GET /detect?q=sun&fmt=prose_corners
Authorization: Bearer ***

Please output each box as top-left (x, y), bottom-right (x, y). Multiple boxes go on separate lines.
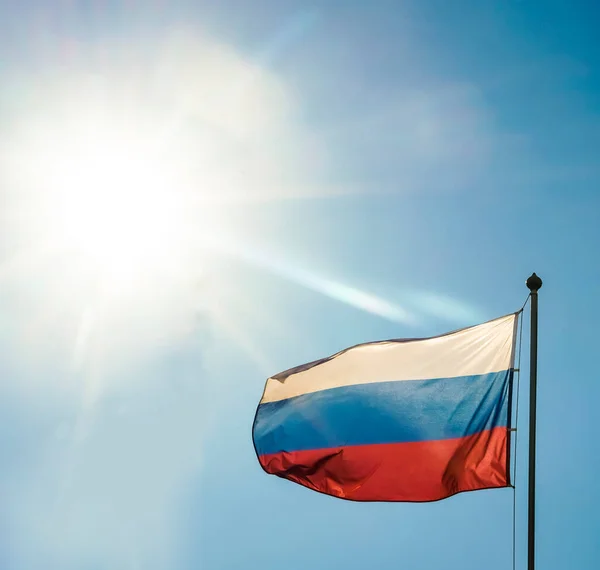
top-left (12, 110), bottom-right (207, 295)
top-left (50, 129), bottom-right (186, 287)
top-left (2, 102), bottom-right (234, 385)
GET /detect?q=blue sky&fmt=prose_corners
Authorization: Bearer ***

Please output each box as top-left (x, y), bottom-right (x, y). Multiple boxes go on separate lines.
top-left (1, 1), bottom-right (599, 569)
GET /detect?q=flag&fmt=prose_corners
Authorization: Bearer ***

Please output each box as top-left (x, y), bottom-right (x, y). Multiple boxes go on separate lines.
top-left (252, 313), bottom-right (518, 502)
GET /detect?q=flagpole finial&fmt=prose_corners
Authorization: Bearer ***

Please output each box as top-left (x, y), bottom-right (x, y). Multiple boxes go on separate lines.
top-left (526, 272), bottom-right (542, 292)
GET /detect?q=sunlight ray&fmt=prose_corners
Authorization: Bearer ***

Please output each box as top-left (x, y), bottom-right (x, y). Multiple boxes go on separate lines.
top-left (217, 242), bottom-right (418, 326)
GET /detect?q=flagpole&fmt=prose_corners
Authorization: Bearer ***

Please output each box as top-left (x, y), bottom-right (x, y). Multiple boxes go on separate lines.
top-left (526, 272), bottom-right (542, 570)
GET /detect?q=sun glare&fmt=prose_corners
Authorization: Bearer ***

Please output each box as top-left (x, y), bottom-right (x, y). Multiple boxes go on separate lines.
top-left (1, 32), bottom-right (332, 402)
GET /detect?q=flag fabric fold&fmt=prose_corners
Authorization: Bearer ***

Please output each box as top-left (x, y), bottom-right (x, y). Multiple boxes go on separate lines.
top-left (252, 313), bottom-right (518, 502)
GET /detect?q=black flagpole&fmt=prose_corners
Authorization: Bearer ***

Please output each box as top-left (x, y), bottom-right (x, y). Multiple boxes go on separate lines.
top-left (526, 272), bottom-right (542, 570)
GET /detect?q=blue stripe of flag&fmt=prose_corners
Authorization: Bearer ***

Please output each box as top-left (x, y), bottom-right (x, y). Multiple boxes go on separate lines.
top-left (254, 371), bottom-right (512, 456)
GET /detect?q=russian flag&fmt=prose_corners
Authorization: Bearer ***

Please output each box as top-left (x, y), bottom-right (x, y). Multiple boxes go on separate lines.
top-left (253, 313), bottom-right (518, 502)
